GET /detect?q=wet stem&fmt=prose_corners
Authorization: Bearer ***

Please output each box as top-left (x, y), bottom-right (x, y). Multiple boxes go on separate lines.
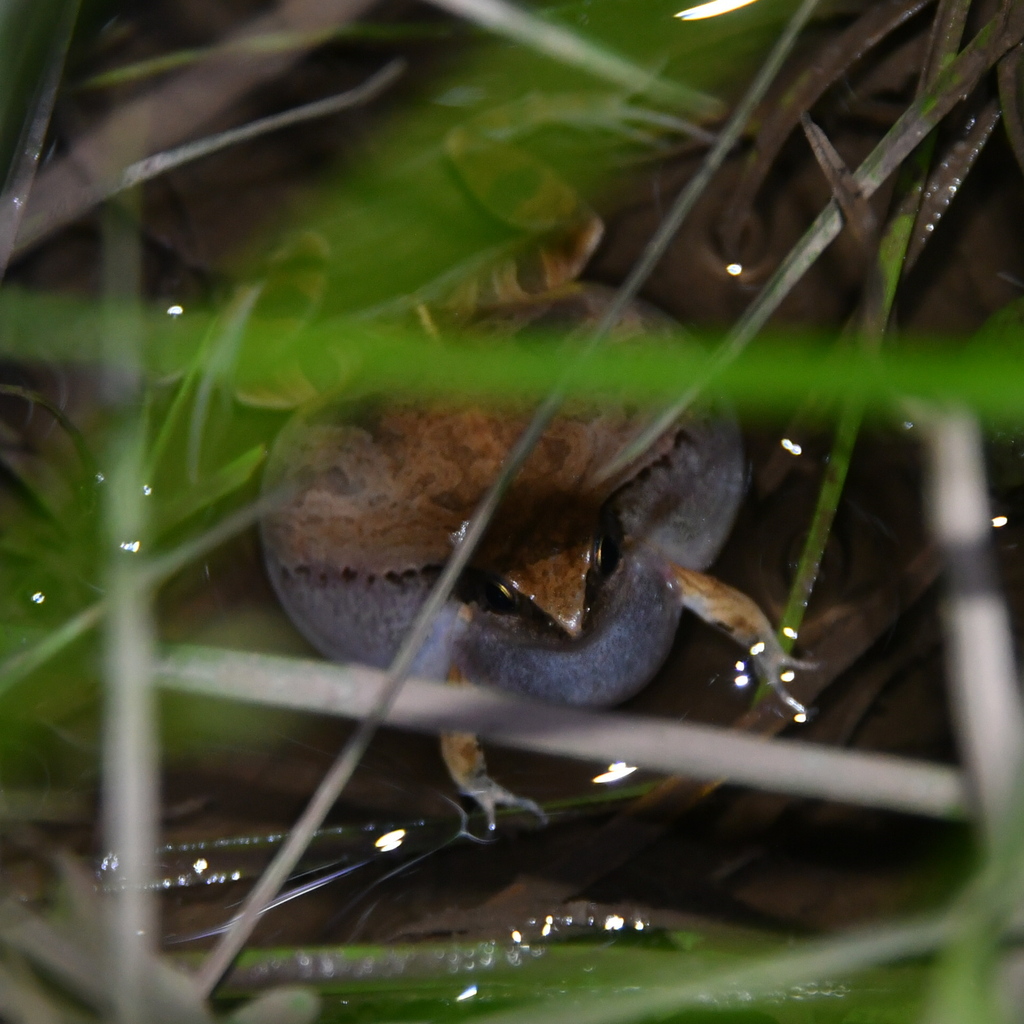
top-left (767, 0), bottom-right (975, 695)
top-left (772, 397), bottom-right (862, 666)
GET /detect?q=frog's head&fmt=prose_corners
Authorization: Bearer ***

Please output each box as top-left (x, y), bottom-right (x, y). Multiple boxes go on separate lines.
top-left (470, 495), bottom-right (622, 639)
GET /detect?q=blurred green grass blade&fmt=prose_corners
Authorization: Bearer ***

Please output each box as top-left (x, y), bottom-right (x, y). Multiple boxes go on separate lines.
top-left (202, 929), bottom-right (930, 1022)
top-left (0, 285), bottom-right (213, 372)
top-left (0, 622), bottom-right (49, 661)
top-left (154, 443), bottom-right (266, 536)
top-left (4, 282), bottom-right (1024, 418)
top-left (245, 320), bottom-right (1024, 421)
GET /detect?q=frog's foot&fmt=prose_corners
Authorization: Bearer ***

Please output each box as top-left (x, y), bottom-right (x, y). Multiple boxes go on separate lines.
top-left (666, 564), bottom-right (815, 717)
top-left (440, 730), bottom-right (547, 830)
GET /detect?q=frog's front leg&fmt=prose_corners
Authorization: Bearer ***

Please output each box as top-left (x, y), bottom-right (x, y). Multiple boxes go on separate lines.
top-left (440, 666), bottom-right (547, 829)
top-left (664, 563), bottom-right (811, 715)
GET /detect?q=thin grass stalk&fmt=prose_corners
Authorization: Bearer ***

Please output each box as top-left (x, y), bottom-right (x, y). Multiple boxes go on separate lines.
top-left (0, 0), bottom-right (80, 280)
top-left (861, 0), bottom-right (970, 334)
top-left (117, 60), bottom-right (406, 197)
top-left (76, 24), bottom-right (451, 92)
top-left (772, 399), bottom-right (862, 663)
top-left (925, 762), bottom-right (1024, 1023)
top-left (185, 284), bottom-right (264, 483)
top-left (0, 384), bottom-right (95, 472)
top-left (98, 179), bottom-right (162, 1020)
top-left (0, 602), bottom-right (103, 698)
top-left (997, 42), bottom-right (1024, 173)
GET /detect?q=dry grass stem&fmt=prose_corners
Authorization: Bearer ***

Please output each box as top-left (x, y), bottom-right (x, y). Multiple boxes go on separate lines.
top-left (117, 60), bottom-right (406, 195)
top-left (159, 645), bottom-right (967, 821)
top-left (926, 411), bottom-right (1024, 838)
top-left (102, 434), bottom-right (161, 1023)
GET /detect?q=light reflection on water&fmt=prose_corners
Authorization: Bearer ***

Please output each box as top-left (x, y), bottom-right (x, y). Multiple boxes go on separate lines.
top-left (97, 817), bottom-right (439, 892)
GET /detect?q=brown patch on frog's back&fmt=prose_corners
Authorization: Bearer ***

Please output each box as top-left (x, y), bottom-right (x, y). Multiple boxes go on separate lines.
top-left (264, 397), bottom-right (682, 587)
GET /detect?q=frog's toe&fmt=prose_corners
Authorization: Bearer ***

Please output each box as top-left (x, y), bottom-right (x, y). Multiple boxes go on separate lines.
top-left (464, 777), bottom-right (548, 831)
top-left (749, 642), bottom-right (815, 716)
top-left (440, 730), bottom-right (547, 829)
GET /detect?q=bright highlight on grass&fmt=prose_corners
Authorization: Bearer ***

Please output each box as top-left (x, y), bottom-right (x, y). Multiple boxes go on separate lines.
top-left (592, 761), bottom-right (638, 784)
top-left (675, 0), bottom-right (759, 21)
top-left (781, 438), bottom-right (803, 455)
top-left (374, 828), bottom-right (406, 852)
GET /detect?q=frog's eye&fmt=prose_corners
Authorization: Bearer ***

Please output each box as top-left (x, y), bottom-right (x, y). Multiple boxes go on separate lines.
top-left (594, 532), bottom-right (620, 576)
top-left (481, 576), bottom-right (519, 614)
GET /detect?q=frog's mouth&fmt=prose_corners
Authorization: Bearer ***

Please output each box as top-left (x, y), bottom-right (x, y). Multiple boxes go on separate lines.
top-left (458, 514), bottom-right (625, 641)
top-left (458, 568), bottom-right (581, 640)
top-left (454, 547), bottom-right (681, 709)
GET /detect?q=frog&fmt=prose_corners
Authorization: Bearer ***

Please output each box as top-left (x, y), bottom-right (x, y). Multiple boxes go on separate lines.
top-left (258, 98), bottom-right (806, 824)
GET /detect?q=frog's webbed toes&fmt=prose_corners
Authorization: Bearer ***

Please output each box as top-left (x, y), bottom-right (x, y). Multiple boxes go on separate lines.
top-left (440, 730), bottom-right (547, 830)
top-left (746, 638), bottom-right (816, 717)
top-left (667, 563), bottom-right (815, 717)
top-left (463, 776), bottom-right (548, 831)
